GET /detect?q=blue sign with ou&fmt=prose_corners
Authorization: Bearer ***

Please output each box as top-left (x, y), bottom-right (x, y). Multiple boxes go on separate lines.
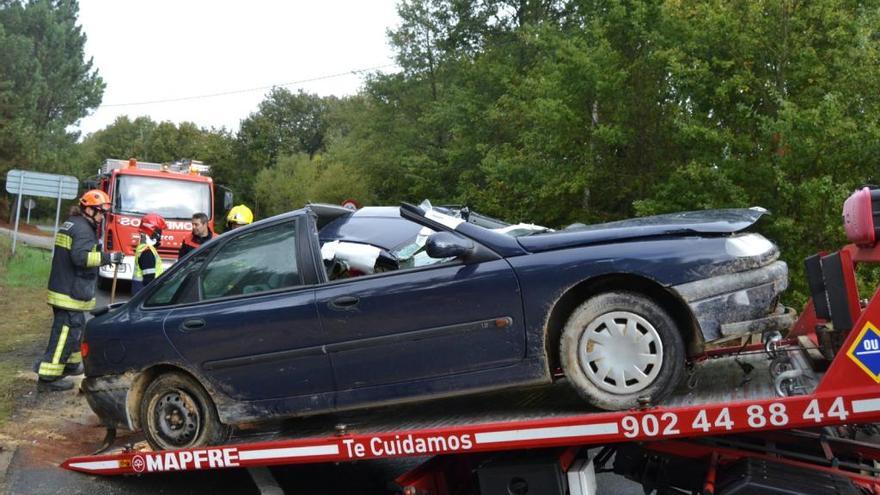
top-left (847, 323), bottom-right (880, 383)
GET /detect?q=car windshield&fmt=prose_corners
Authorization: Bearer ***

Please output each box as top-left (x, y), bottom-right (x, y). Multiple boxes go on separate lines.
top-left (418, 200), bottom-right (552, 237)
top-left (114, 175), bottom-right (211, 219)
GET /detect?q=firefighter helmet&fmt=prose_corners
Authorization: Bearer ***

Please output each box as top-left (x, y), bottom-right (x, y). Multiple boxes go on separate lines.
top-left (79, 189), bottom-right (111, 211)
top-left (139, 213), bottom-right (167, 237)
top-left (226, 205), bottom-right (254, 226)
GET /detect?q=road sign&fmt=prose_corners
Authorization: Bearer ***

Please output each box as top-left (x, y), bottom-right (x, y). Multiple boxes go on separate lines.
top-left (5, 169), bottom-right (80, 254)
top-left (24, 198), bottom-right (35, 224)
top-left (5, 169), bottom-right (78, 199)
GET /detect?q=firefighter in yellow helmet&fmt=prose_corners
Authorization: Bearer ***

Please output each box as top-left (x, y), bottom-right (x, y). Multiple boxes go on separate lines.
top-left (36, 190), bottom-right (123, 391)
top-left (226, 204), bottom-right (254, 231)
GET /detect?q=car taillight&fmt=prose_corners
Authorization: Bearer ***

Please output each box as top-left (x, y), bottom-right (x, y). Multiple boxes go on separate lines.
top-left (843, 186), bottom-right (880, 246)
top-left (81, 342), bottom-right (89, 359)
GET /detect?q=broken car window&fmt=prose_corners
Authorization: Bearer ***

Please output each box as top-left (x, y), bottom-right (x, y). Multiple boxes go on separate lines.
top-left (419, 200), bottom-right (552, 237)
top-left (318, 218), bottom-right (454, 281)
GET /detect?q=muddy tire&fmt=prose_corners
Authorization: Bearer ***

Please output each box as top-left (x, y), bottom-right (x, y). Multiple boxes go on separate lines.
top-left (140, 372), bottom-right (231, 450)
top-left (560, 292), bottom-right (685, 410)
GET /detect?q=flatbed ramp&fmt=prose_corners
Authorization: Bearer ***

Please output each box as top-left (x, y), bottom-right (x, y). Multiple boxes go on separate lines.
top-left (233, 345), bottom-right (810, 440)
top-left (65, 342), bottom-right (877, 477)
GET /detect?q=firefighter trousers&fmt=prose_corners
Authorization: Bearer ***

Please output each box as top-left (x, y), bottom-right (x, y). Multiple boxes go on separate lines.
top-left (36, 307), bottom-right (85, 381)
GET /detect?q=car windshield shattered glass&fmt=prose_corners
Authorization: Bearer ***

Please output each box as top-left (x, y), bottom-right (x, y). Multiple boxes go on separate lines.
top-left (419, 199), bottom-right (552, 237)
top-left (319, 200), bottom-right (554, 280)
top-left (393, 200), bottom-right (448, 268)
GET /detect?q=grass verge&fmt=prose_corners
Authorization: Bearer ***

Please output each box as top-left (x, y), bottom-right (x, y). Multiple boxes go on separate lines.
top-left (0, 236), bottom-right (51, 424)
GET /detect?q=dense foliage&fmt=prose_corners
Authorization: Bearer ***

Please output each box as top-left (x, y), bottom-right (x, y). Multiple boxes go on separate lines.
top-left (6, 0), bottom-right (880, 304)
top-left (0, 0), bottom-right (103, 183)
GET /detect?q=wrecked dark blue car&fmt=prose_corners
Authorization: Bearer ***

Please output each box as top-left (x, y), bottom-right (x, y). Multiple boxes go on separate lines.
top-left (82, 202), bottom-right (788, 450)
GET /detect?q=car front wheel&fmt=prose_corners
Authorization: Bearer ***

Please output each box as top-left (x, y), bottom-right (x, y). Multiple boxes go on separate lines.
top-left (560, 291), bottom-right (685, 410)
top-left (140, 372), bottom-right (231, 451)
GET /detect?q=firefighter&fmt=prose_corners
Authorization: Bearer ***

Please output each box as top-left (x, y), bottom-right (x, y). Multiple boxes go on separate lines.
top-left (37, 189), bottom-right (123, 392)
top-left (132, 213), bottom-right (167, 295)
top-left (178, 212), bottom-right (216, 258)
top-left (226, 204), bottom-right (253, 231)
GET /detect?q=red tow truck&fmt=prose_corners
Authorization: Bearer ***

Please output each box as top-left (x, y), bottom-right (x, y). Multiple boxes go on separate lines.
top-left (89, 158), bottom-right (230, 284)
top-left (63, 188), bottom-right (880, 494)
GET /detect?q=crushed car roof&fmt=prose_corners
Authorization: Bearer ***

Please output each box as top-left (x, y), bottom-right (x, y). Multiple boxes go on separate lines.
top-left (317, 207), bottom-right (424, 252)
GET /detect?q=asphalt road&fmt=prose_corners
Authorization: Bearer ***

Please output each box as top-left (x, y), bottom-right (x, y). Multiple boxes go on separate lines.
top-left (0, 227), bottom-right (54, 251)
top-left (2, 281), bottom-right (644, 495)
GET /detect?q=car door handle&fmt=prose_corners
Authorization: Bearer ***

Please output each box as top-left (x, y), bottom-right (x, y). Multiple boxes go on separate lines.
top-left (180, 318), bottom-right (206, 331)
top-left (329, 296), bottom-right (360, 311)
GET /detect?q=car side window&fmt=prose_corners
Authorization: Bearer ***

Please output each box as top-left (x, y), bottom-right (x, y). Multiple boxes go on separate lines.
top-left (320, 218), bottom-right (459, 282)
top-left (201, 221), bottom-right (301, 300)
top-left (144, 255), bottom-right (207, 307)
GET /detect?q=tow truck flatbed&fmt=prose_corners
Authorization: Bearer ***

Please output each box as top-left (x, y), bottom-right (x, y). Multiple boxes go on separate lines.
top-left (61, 202), bottom-right (880, 494)
top-left (232, 344), bottom-right (811, 443)
top-left (64, 340), bottom-right (865, 477)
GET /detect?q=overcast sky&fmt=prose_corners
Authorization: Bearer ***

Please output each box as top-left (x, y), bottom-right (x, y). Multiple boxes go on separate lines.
top-left (75, 1), bottom-right (400, 137)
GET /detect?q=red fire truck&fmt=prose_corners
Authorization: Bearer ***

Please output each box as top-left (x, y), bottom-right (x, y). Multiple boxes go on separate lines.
top-left (89, 158), bottom-right (230, 284)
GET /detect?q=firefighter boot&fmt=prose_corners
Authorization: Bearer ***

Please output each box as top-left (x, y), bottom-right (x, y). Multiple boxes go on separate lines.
top-left (37, 378), bottom-right (75, 392)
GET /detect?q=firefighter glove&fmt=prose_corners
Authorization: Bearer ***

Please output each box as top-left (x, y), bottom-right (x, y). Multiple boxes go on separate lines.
top-left (110, 252), bottom-right (124, 264)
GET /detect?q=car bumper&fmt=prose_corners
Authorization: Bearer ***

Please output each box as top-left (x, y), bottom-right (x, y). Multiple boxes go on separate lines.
top-left (81, 375), bottom-right (134, 430)
top-left (98, 256), bottom-right (135, 281)
top-left (98, 256), bottom-right (175, 281)
top-left (672, 260), bottom-right (789, 342)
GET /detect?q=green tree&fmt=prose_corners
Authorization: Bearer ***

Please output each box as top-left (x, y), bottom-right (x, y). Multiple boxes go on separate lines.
top-left (253, 154), bottom-right (317, 216)
top-left (235, 88), bottom-right (335, 202)
top-left (0, 0), bottom-right (104, 177)
top-left (144, 121), bottom-right (182, 162)
top-left (319, 0), bottom-right (880, 306)
top-left (77, 116), bottom-right (235, 174)
top-left (633, 0), bottom-right (880, 302)
top-left (253, 153), bottom-right (374, 217)
top-left (76, 116), bottom-right (155, 173)
top-left (238, 88), bottom-right (333, 164)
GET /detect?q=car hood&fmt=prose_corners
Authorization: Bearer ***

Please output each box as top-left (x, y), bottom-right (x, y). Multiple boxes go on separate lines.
top-left (517, 207), bottom-right (768, 253)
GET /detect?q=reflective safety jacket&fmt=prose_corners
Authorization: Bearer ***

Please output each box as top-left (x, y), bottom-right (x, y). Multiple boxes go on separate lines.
top-left (178, 231), bottom-right (216, 258)
top-left (48, 215), bottom-right (110, 310)
top-left (134, 242), bottom-right (164, 282)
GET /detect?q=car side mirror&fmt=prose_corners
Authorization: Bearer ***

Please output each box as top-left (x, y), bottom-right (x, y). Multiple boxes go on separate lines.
top-left (426, 232), bottom-right (474, 259)
top-left (221, 187), bottom-right (234, 212)
top-left (90, 301), bottom-right (126, 317)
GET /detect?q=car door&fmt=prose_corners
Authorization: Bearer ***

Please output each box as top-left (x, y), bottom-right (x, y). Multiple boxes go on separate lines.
top-left (315, 229), bottom-right (526, 392)
top-left (160, 215), bottom-right (332, 403)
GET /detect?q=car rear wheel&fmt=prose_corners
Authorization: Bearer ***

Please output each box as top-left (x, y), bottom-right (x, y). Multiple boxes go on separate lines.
top-left (560, 291), bottom-right (685, 410)
top-left (140, 372), bottom-right (231, 451)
